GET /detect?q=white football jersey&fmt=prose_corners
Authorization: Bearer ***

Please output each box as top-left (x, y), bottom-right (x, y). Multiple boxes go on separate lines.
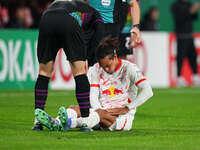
top-left (88, 59), bottom-right (146, 109)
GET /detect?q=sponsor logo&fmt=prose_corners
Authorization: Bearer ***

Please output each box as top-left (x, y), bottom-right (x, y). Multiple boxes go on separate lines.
top-left (102, 86), bottom-right (123, 98)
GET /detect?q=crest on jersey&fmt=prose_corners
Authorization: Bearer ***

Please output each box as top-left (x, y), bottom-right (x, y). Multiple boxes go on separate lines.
top-left (102, 86), bottom-right (123, 98)
top-left (101, 0), bottom-right (111, 7)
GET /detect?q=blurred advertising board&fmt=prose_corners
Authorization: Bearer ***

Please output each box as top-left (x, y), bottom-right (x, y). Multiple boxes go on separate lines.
top-left (169, 33), bottom-right (200, 87)
top-left (0, 30), bottom-right (39, 90)
top-left (0, 30), bottom-right (199, 89)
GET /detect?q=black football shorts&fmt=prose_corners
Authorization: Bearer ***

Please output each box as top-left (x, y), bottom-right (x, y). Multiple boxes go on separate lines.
top-left (37, 11), bottom-right (86, 63)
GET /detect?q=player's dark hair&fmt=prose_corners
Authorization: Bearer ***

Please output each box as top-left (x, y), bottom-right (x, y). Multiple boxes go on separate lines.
top-left (96, 35), bottom-right (119, 61)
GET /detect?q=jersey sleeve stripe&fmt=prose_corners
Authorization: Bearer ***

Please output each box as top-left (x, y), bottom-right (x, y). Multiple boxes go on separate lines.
top-left (136, 78), bottom-right (146, 86)
top-left (90, 84), bottom-right (100, 87)
top-left (121, 118), bottom-right (128, 131)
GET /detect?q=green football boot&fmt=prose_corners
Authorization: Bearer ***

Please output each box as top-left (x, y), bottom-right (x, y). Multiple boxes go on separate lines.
top-left (32, 121), bottom-right (43, 131)
top-left (58, 106), bottom-right (71, 131)
top-left (35, 109), bottom-right (60, 131)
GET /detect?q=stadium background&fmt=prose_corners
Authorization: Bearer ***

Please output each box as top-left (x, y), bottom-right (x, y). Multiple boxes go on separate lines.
top-left (141, 0), bottom-right (200, 32)
top-left (0, 0), bottom-right (200, 90)
top-left (0, 1), bottom-right (200, 150)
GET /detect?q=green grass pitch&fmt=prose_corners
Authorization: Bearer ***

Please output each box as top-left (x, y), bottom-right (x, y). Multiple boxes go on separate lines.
top-left (0, 88), bottom-right (200, 150)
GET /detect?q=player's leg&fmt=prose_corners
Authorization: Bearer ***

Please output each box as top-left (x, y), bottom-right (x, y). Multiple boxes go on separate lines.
top-left (32, 12), bottom-right (61, 130)
top-left (176, 38), bottom-right (187, 87)
top-left (62, 107), bottom-right (116, 130)
top-left (62, 14), bottom-right (91, 131)
top-left (58, 106), bottom-right (133, 131)
top-left (33, 62), bottom-right (54, 130)
top-left (35, 61), bottom-right (53, 111)
top-left (109, 113), bottom-right (135, 131)
top-left (58, 106), bottom-right (100, 131)
top-left (187, 39), bottom-right (197, 74)
top-left (69, 107), bottom-right (114, 130)
top-left (187, 38), bottom-right (200, 86)
top-left (69, 61), bottom-right (90, 116)
top-left (69, 61), bottom-right (92, 131)
top-left (68, 105), bottom-right (81, 117)
top-left (104, 23), bottom-right (121, 38)
top-left (95, 109), bottom-right (136, 131)
top-left (86, 21), bottom-right (105, 66)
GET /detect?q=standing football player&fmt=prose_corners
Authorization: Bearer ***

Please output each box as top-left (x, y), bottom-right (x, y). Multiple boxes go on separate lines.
top-left (32, 0), bottom-right (102, 131)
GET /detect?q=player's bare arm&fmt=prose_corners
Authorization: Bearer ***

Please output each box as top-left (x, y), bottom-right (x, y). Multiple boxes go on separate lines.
top-left (129, 0), bottom-right (141, 44)
top-left (190, 2), bottom-right (200, 14)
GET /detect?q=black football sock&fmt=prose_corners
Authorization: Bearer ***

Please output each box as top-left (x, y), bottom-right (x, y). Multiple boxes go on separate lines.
top-left (74, 74), bottom-right (90, 118)
top-left (34, 75), bottom-right (50, 110)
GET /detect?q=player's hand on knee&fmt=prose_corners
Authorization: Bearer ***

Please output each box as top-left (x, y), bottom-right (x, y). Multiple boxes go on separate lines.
top-left (106, 107), bottom-right (129, 115)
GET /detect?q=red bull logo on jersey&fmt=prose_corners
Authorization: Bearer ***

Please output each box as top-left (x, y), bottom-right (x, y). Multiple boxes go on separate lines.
top-left (102, 86), bottom-right (123, 98)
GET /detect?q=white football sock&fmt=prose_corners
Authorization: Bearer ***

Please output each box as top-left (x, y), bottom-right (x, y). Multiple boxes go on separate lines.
top-left (71, 118), bottom-right (79, 128)
top-left (77, 112), bottom-right (100, 128)
top-left (66, 108), bottom-right (78, 119)
top-left (55, 116), bottom-right (61, 125)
